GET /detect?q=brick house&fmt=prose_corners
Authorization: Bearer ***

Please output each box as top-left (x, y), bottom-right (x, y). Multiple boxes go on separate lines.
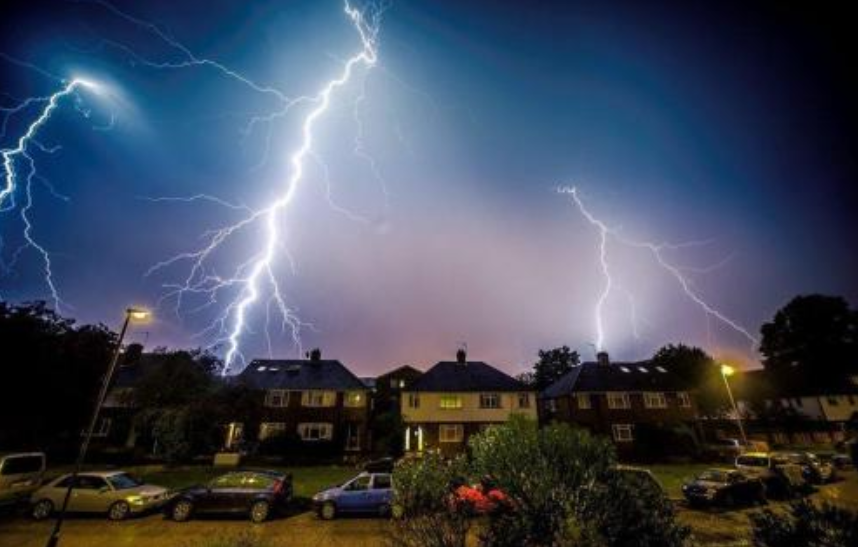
top-left (540, 352), bottom-right (698, 454)
top-left (233, 349), bottom-right (370, 454)
top-left (401, 350), bottom-right (537, 456)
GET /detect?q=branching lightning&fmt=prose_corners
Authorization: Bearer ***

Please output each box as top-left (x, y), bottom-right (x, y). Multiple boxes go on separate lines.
top-left (142, 1), bottom-right (382, 374)
top-left (560, 186), bottom-right (759, 353)
top-left (0, 76), bottom-right (102, 310)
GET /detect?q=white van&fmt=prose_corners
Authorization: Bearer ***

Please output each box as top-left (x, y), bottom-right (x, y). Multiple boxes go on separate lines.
top-left (0, 452), bottom-right (46, 507)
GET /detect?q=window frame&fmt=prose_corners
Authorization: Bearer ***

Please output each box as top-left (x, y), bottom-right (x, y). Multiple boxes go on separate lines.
top-left (344, 391), bottom-right (365, 408)
top-left (479, 393), bottom-right (501, 409)
top-left (607, 392), bottom-right (631, 409)
top-left (677, 392), bottom-right (692, 408)
top-left (576, 393), bottom-right (592, 410)
top-left (612, 424), bottom-right (634, 442)
top-left (439, 395), bottom-right (463, 410)
top-left (297, 422), bottom-right (333, 441)
top-left (439, 424), bottom-right (464, 443)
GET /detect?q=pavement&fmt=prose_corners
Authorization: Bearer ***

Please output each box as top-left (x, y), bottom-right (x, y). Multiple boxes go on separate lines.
top-left (1, 472), bottom-right (856, 547)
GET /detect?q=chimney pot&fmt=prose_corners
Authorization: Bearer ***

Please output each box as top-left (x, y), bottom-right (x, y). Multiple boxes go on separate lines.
top-left (597, 351), bottom-right (610, 366)
top-left (456, 348), bottom-right (467, 365)
top-left (309, 348), bottom-right (322, 362)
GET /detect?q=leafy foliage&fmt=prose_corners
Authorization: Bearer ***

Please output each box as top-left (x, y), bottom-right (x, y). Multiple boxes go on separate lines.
top-left (650, 343), bottom-right (726, 417)
top-left (530, 345), bottom-right (580, 391)
top-left (750, 499), bottom-right (858, 547)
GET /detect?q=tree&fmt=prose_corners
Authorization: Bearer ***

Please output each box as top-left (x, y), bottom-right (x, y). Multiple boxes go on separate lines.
top-left (760, 294), bottom-right (858, 381)
top-left (531, 346), bottom-right (580, 392)
top-left (0, 301), bottom-right (115, 453)
top-left (650, 343), bottom-right (727, 417)
top-left (750, 499), bottom-right (858, 547)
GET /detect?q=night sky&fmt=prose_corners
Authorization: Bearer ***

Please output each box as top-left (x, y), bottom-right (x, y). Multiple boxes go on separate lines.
top-left (1, 0), bottom-right (856, 376)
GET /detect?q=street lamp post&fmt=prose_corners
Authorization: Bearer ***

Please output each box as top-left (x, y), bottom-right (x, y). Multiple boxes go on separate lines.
top-left (719, 364), bottom-right (748, 445)
top-left (46, 307), bottom-right (150, 547)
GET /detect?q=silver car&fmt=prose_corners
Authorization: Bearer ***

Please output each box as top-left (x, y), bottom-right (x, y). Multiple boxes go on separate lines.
top-left (30, 471), bottom-right (170, 521)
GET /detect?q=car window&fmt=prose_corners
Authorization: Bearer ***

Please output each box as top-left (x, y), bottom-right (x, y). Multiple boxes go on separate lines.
top-left (372, 474), bottom-right (392, 489)
top-left (243, 473), bottom-right (276, 490)
top-left (1, 455), bottom-right (43, 475)
top-left (77, 476), bottom-right (108, 490)
top-left (210, 473), bottom-right (244, 489)
top-left (737, 456), bottom-right (768, 467)
top-left (345, 475), bottom-right (371, 491)
top-left (698, 470), bottom-right (729, 483)
top-left (107, 473), bottom-right (141, 490)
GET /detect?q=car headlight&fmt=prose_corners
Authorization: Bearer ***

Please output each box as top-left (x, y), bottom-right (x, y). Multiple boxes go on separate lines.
top-left (127, 495), bottom-right (145, 505)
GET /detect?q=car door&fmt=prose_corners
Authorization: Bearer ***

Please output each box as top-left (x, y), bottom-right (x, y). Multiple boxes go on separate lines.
top-left (71, 475), bottom-right (111, 513)
top-left (337, 475), bottom-right (372, 513)
top-left (369, 474), bottom-right (392, 510)
top-left (205, 473), bottom-right (246, 513)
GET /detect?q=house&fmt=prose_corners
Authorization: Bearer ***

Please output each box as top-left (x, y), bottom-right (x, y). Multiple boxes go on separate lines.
top-left (233, 348), bottom-right (370, 455)
top-left (401, 350), bottom-right (537, 455)
top-left (540, 352), bottom-right (698, 454)
top-left (369, 365), bottom-right (424, 455)
top-left (732, 369), bottom-right (858, 445)
top-left (101, 349), bottom-right (168, 449)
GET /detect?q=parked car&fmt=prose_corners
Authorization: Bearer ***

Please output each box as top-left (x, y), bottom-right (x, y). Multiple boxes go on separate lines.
top-left (777, 452), bottom-right (836, 484)
top-left (30, 471), bottom-right (169, 521)
top-left (682, 468), bottom-right (766, 507)
top-left (166, 470), bottom-right (292, 523)
top-left (735, 452), bottom-right (806, 498)
top-left (0, 452), bottom-right (46, 508)
top-left (705, 438), bottom-right (746, 461)
top-left (313, 472), bottom-right (394, 520)
top-left (817, 452), bottom-right (852, 470)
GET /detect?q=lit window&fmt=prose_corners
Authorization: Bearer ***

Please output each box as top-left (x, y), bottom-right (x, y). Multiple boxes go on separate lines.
top-left (644, 392), bottom-right (667, 409)
top-left (607, 392), bottom-right (631, 409)
top-left (439, 395), bottom-right (463, 410)
top-left (479, 393), bottom-right (501, 409)
top-left (439, 424), bottom-right (464, 443)
top-left (518, 393), bottom-right (531, 408)
top-left (408, 393), bottom-right (420, 408)
top-left (612, 424), bottom-right (634, 442)
top-left (265, 389), bottom-right (288, 407)
top-left (677, 392), bottom-right (691, 408)
top-left (302, 390), bottom-right (335, 407)
top-left (298, 423), bottom-right (333, 441)
top-left (344, 391), bottom-right (365, 408)
top-left (576, 393), bottom-right (591, 409)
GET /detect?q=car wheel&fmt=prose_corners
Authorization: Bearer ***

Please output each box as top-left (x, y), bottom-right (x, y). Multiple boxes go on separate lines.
top-left (31, 499), bottom-right (53, 521)
top-left (108, 501), bottom-right (131, 521)
top-left (171, 500), bottom-right (194, 522)
top-left (249, 500), bottom-right (270, 523)
top-left (319, 501), bottom-right (336, 520)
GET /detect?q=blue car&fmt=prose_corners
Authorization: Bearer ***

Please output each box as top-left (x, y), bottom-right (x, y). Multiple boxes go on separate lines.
top-left (312, 472), bottom-right (394, 519)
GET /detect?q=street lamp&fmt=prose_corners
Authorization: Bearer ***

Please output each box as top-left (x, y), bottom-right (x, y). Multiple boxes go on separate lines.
top-left (46, 307), bottom-right (150, 547)
top-left (719, 364), bottom-right (748, 445)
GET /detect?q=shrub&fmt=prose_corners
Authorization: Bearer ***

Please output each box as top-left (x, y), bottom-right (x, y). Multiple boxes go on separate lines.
top-left (750, 499), bottom-right (858, 547)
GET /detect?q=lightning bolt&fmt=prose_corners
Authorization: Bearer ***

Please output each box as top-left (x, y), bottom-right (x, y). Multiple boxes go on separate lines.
top-left (0, 76), bottom-right (101, 309)
top-left (144, 1), bottom-right (381, 375)
top-left (560, 186), bottom-right (759, 353)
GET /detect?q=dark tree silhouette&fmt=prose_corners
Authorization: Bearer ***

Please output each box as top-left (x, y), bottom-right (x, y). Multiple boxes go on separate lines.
top-left (650, 343), bottom-right (727, 417)
top-left (531, 346), bottom-right (580, 392)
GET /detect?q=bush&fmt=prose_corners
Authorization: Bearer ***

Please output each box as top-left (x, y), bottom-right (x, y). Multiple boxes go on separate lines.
top-left (750, 499), bottom-right (858, 547)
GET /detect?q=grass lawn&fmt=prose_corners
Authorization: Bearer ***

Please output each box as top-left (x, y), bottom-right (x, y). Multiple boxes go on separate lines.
top-left (136, 465), bottom-right (357, 501)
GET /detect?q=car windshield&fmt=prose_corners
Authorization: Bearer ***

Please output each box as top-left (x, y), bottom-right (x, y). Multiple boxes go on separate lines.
top-left (698, 470), bottom-right (730, 483)
top-left (107, 473), bottom-right (142, 490)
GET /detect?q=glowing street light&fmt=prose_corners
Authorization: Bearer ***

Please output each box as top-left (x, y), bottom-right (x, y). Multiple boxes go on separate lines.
top-left (46, 307), bottom-right (151, 547)
top-left (719, 363), bottom-right (747, 445)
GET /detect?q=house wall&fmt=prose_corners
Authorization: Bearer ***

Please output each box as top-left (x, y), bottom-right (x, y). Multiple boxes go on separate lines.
top-left (401, 392), bottom-right (537, 423)
top-left (820, 394), bottom-right (858, 421)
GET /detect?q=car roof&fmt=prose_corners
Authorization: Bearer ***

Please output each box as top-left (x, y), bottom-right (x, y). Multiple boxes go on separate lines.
top-left (56, 470), bottom-right (127, 479)
top-left (0, 452), bottom-right (45, 459)
top-left (739, 452), bottom-right (770, 458)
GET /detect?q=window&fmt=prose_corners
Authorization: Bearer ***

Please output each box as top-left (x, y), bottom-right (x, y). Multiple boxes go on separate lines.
top-left (373, 474), bottom-right (392, 489)
top-left (677, 392), bottom-right (691, 408)
top-left (576, 394), bottom-right (592, 409)
top-left (265, 389), bottom-right (288, 407)
top-left (518, 393), bottom-right (531, 408)
top-left (302, 390), bottom-right (335, 407)
top-left (607, 392), bottom-right (630, 409)
top-left (93, 417), bottom-right (111, 437)
top-left (345, 391), bottom-right (365, 408)
top-left (210, 473), bottom-right (244, 489)
top-left (297, 423), bottom-right (333, 441)
top-left (77, 475), bottom-right (109, 490)
top-left (345, 475), bottom-right (371, 491)
top-left (408, 393), bottom-right (420, 408)
top-left (345, 423), bottom-right (361, 451)
top-left (612, 424), bottom-right (634, 442)
top-left (439, 424), bottom-right (464, 443)
top-left (479, 393), bottom-right (501, 409)
top-left (439, 395), bottom-right (463, 410)
top-left (643, 392), bottom-right (667, 409)
top-left (259, 422), bottom-right (286, 440)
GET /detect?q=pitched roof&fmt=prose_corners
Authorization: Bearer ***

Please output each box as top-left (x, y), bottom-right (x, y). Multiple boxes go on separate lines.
top-left (542, 361), bottom-right (689, 398)
top-left (377, 365), bottom-right (423, 380)
top-left (409, 361), bottom-right (528, 392)
top-left (237, 359), bottom-right (366, 391)
top-left (113, 353), bottom-right (171, 388)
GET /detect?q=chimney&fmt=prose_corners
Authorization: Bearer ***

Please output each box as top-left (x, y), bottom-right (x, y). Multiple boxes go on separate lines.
top-left (456, 348), bottom-right (467, 365)
top-left (596, 351), bottom-right (610, 366)
top-left (307, 348), bottom-right (322, 362)
top-left (123, 343), bottom-right (144, 365)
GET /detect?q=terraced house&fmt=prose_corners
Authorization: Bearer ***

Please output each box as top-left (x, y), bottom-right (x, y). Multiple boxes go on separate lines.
top-left (540, 352), bottom-right (698, 454)
top-left (233, 349), bottom-right (370, 454)
top-left (401, 350), bottom-right (537, 455)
